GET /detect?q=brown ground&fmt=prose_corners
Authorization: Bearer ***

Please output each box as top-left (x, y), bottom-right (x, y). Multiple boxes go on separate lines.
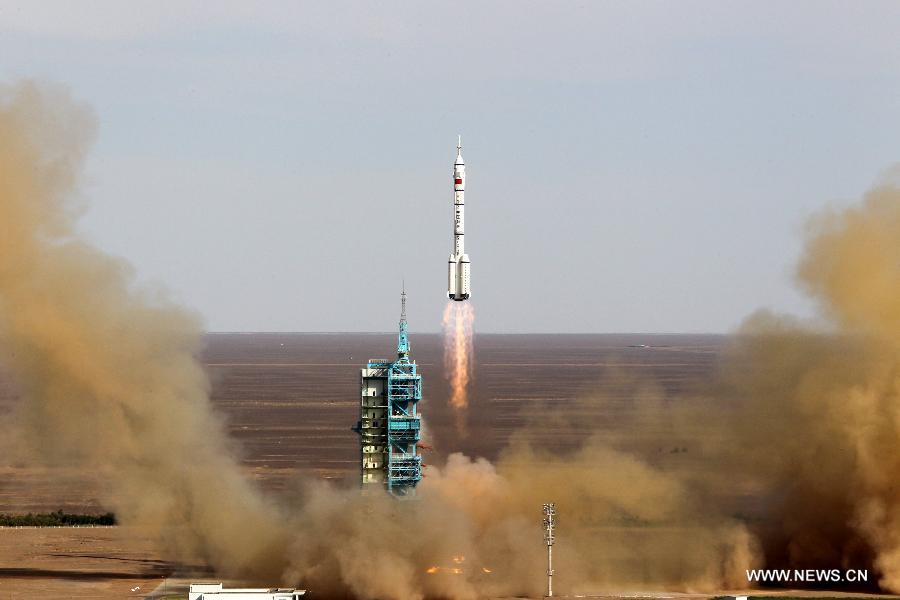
top-left (0, 333), bottom-right (727, 597)
top-left (0, 526), bottom-right (169, 598)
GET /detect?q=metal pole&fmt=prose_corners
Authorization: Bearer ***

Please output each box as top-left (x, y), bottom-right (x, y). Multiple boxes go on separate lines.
top-left (548, 542), bottom-right (553, 597)
top-left (543, 503), bottom-right (556, 598)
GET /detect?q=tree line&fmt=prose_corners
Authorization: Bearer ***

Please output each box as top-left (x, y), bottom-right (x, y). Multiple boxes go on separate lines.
top-left (0, 509), bottom-right (116, 526)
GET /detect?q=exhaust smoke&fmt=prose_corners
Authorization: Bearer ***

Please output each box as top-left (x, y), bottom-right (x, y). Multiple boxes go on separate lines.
top-left (0, 81), bottom-right (290, 577)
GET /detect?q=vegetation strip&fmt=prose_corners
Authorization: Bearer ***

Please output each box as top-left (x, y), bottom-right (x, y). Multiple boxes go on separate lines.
top-left (0, 510), bottom-right (116, 527)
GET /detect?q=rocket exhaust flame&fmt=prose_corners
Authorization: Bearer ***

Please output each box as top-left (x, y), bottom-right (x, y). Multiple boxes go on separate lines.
top-left (442, 301), bottom-right (475, 424)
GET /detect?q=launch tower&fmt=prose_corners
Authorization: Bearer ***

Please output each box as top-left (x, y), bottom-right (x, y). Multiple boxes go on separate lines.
top-left (353, 288), bottom-right (423, 497)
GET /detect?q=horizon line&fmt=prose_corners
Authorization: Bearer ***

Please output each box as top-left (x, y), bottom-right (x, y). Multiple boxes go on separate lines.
top-left (204, 331), bottom-right (731, 336)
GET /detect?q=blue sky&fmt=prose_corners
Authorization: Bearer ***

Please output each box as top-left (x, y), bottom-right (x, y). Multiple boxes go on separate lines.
top-left (1, 1), bottom-right (898, 332)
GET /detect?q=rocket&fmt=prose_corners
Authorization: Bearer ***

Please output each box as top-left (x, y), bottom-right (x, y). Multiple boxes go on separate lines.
top-left (448, 136), bottom-right (471, 301)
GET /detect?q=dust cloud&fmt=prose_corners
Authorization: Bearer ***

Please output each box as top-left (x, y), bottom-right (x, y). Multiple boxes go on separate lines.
top-left (1, 81), bottom-right (900, 598)
top-left (709, 178), bottom-right (900, 589)
top-left (0, 81), bottom-right (290, 577)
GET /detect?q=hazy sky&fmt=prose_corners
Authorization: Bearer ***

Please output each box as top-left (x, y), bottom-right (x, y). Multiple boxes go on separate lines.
top-left (1, 1), bottom-right (898, 333)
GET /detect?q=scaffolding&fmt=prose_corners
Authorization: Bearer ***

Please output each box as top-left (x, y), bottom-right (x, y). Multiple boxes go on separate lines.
top-left (353, 287), bottom-right (423, 497)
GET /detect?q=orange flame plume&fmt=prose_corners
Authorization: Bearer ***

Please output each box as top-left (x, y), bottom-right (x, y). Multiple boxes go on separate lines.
top-left (441, 302), bottom-right (475, 423)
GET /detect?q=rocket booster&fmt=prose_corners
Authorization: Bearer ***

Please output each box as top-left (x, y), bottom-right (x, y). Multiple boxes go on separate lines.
top-left (448, 137), bottom-right (471, 301)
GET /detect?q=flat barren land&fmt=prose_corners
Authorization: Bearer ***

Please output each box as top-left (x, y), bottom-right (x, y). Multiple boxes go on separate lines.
top-left (0, 333), bottom-right (725, 597)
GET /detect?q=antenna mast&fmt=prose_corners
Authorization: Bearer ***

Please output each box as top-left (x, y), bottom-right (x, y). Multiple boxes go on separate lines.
top-left (543, 503), bottom-right (556, 597)
top-left (397, 284), bottom-right (410, 359)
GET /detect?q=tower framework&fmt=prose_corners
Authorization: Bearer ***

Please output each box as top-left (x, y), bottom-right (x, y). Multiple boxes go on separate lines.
top-left (353, 288), bottom-right (423, 497)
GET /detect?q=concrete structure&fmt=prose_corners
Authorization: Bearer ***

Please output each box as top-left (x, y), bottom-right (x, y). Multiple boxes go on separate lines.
top-left (353, 287), bottom-right (423, 496)
top-left (448, 136), bottom-right (471, 301)
top-left (188, 583), bottom-right (306, 600)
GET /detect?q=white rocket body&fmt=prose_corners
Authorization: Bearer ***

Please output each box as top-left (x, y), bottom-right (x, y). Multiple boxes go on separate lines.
top-left (448, 138), bottom-right (471, 301)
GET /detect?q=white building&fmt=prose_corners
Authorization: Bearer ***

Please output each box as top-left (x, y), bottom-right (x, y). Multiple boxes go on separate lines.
top-left (188, 583), bottom-right (306, 600)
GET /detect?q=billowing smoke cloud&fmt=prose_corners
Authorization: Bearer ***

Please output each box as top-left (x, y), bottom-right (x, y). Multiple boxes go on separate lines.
top-left (278, 433), bottom-right (758, 598)
top-left (2, 81), bottom-right (899, 598)
top-left (707, 178), bottom-right (900, 589)
top-left (0, 81), bottom-right (290, 577)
